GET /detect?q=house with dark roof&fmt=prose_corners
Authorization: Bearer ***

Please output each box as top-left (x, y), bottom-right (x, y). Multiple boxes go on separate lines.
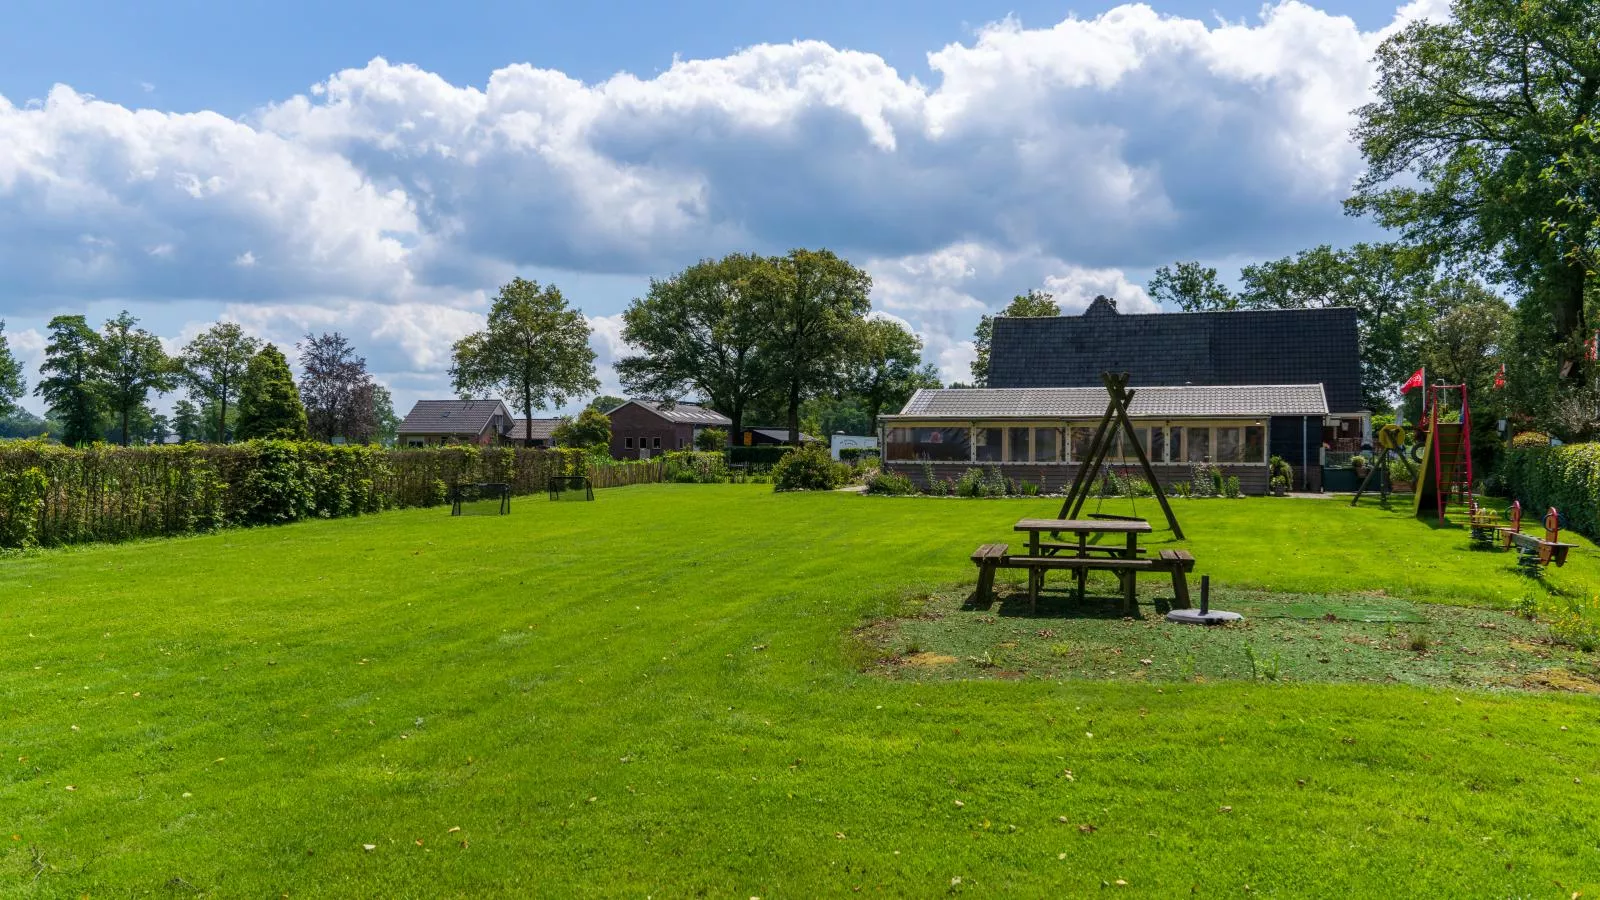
top-left (507, 417), bottom-right (563, 447)
top-left (878, 298), bottom-right (1366, 494)
top-left (397, 399), bottom-right (514, 447)
top-left (741, 427), bottom-right (820, 446)
top-left (607, 400), bottom-right (732, 459)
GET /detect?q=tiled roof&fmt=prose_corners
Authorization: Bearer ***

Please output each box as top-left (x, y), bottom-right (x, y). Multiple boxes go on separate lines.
top-left (622, 400), bottom-right (732, 426)
top-left (508, 418), bottom-right (562, 441)
top-left (398, 399), bottom-right (511, 435)
top-left (987, 305), bottom-right (1363, 413)
top-left (889, 385), bottom-right (1329, 419)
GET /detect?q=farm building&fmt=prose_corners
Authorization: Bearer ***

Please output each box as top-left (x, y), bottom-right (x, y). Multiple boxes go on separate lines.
top-left (879, 299), bottom-right (1366, 494)
top-left (607, 400), bottom-right (731, 459)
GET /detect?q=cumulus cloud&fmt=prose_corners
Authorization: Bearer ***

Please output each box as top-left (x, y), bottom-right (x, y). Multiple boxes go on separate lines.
top-left (0, 1), bottom-right (1433, 412)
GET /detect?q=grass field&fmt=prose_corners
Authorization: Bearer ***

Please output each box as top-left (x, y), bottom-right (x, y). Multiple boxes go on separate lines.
top-left (4, 486), bottom-right (1600, 896)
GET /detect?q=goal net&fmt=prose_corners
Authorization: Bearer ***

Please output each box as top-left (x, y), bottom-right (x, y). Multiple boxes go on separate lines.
top-left (547, 475), bottom-right (594, 502)
top-left (449, 482), bottom-right (511, 516)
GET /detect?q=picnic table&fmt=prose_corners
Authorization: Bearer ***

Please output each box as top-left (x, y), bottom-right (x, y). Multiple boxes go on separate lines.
top-left (971, 518), bottom-right (1194, 614)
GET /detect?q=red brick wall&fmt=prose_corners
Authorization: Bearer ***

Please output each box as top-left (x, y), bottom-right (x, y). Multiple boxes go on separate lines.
top-left (607, 404), bottom-right (694, 459)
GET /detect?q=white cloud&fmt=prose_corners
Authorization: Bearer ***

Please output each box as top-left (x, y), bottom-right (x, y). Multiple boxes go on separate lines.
top-left (0, 1), bottom-right (1430, 412)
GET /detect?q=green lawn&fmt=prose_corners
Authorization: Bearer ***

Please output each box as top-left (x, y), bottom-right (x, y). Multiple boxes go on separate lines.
top-left (4, 486), bottom-right (1600, 896)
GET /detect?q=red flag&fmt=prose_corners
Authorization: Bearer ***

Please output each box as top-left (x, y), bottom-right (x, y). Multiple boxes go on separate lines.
top-left (1399, 368), bottom-right (1425, 393)
top-left (1589, 331), bottom-right (1598, 362)
top-left (1493, 363), bottom-right (1506, 390)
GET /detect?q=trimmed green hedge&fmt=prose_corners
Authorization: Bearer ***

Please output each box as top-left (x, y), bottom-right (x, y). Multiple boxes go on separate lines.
top-left (1503, 441), bottom-right (1600, 538)
top-left (0, 440), bottom-right (655, 549)
top-left (728, 445), bottom-right (794, 467)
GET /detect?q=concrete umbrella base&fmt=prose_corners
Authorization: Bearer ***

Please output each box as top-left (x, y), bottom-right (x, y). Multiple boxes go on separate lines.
top-left (1165, 608), bottom-right (1243, 625)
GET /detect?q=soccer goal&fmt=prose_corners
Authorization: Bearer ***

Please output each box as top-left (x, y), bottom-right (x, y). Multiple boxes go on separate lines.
top-left (548, 475), bottom-right (594, 502)
top-left (449, 482), bottom-right (511, 516)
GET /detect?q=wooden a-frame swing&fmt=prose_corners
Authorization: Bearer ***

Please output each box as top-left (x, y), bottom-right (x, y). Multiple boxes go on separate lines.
top-left (1057, 372), bottom-right (1185, 540)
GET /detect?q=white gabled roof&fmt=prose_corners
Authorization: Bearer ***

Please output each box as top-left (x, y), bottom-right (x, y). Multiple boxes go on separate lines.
top-left (887, 385), bottom-right (1329, 419)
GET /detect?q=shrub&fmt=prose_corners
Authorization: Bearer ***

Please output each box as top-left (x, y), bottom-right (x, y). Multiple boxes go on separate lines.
top-left (1188, 463), bottom-right (1221, 498)
top-left (865, 470), bottom-right (918, 495)
top-left (1387, 456), bottom-right (1415, 486)
top-left (1511, 430), bottom-right (1551, 449)
top-left (1018, 480), bottom-right (1041, 496)
top-left (662, 450), bottom-right (728, 484)
top-left (0, 465), bottom-right (47, 548)
top-left (728, 445), bottom-right (794, 467)
top-left (839, 448), bottom-right (879, 464)
top-left (771, 444), bottom-right (846, 491)
top-left (695, 427), bottom-right (728, 451)
top-left (1222, 476), bottom-right (1241, 499)
top-left (1504, 439), bottom-right (1600, 539)
top-left (551, 408), bottom-right (612, 451)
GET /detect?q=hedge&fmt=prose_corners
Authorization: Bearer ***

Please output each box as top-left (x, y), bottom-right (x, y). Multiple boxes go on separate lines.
top-left (0, 440), bottom-right (663, 549)
top-left (728, 445), bottom-right (794, 467)
top-left (1503, 439), bottom-right (1600, 539)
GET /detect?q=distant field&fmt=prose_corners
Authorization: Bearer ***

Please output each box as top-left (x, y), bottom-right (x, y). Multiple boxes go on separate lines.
top-left (3, 486), bottom-right (1598, 896)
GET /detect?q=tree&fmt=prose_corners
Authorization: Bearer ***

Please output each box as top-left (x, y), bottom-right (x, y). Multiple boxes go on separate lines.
top-left (1417, 293), bottom-right (1513, 396)
top-left (695, 427), bottom-right (728, 451)
top-left (617, 254), bottom-right (770, 437)
top-left (1348, 0), bottom-right (1600, 380)
top-left (1237, 243), bottom-right (1437, 409)
top-left (180, 322), bottom-right (260, 444)
top-left (847, 317), bottom-right (941, 422)
top-left (35, 315), bottom-right (104, 446)
top-left (298, 332), bottom-right (377, 444)
top-left (551, 408), bottom-right (611, 451)
top-left (752, 249), bottom-right (873, 444)
top-left (94, 311), bottom-right (176, 446)
top-left (0, 320), bottom-right (24, 418)
top-left (800, 395), bottom-right (871, 438)
top-left (1148, 261), bottom-right (1237, 311)
top-left (372, 384), bottom-right (401, 446)
top-left (150, 413), bottom-right (172, 444)
top-left (586, 394), bottom-right (626, 415)
top-left (197, 400), bottom-right (238, 443)
top-left (970, 289), bottom-right (1059, 386)
top-left (172, 400), bottom-right (203, 443)
top-left (236, 344), bottom-right (309, 440)
top-left (451, 278), bottom-right (599, 447)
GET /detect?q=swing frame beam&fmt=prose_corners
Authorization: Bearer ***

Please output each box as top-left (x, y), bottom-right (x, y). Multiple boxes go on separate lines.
top-left (1057, 373), bottom-right (1185, 540)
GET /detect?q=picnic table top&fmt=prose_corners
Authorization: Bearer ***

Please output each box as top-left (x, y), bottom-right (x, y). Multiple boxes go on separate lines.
top-left (1013, 518), bottom-right (1153, 534)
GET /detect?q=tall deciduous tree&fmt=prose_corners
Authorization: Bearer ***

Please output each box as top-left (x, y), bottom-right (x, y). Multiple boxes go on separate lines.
top-left (1417, 293), bottom-right (1513, 400)
top-left (180, 322), bottom-right (260, 444)
top-left (1348, 0), bottom-right (1600, 379)
top-left (298, 332), bottom-right (378, 443)
top-left (847, 317), bottom-right (941, 422)
top-left (450, 277), bottom-right (598, 445)
top-left (94, 311), bottom-right (176, 446)
top-left (35, 315), bottom-right (104, 447)
top-left (586, 394), bottom-right (626, 415)
top-left (1148, 261), bottom-right (1238, 311)
top-left (617, 254), bottom-right (770, 437)
top-left (172, 399), bottom-right (203, 443)
top-left (970, 289), bottom-right (1059, 386)
top-left (371, 384), bottom-right (401, 446)
top-left (1237, 243), bottom-right (1436, 409)
top-left (752, 249), bottom-right (873, 445)
top-left (0, 320), bottom-right (24, 418)
top-left (236, 344), bottom-right (309, 440)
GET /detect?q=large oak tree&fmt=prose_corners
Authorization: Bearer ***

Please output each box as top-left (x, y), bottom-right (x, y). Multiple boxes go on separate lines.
top-left (36, 315), bottom-right (105, 447)
top-left (95, 311), bottom-right (176, 446)
top-left (180, 322), bottom-right (261, 444)
top-left (450, 277), bottom-right (598, 445)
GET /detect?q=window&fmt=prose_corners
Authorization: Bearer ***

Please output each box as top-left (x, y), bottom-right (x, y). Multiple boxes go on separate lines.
top-left (1120, 427), bottom-right (1149, 462)
top-left (885, 427), bottom-right (971, 462)
top-left (1186, 427), bottom-right (1211, 462)
top-left (975, 427), bottom-right (1003, 462)
top-left (1149, 427), bottom-right (1167, 463)
top-left (1215, 427), bottom-right (1244, 463)
top-left (1007, 427), bottom-right (1030, 463)
top-left (1034, 427), bottom-right (1061, 463)
top-left (406, 439), bottom-right (424, 448)
top-left (653, 437), bottom-right (662, 449)
top-left (1070, 427), bottom-right (1097, 462)
top-left (625, 437), bottom-right (635, 449)
top-left (1244, 425), bottom-right (1266, 463)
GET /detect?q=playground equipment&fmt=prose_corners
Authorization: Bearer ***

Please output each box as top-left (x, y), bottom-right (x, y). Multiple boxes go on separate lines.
top-left (1057, 372), bottom-right (1184, 540)
top-left (450, 482), bottom-right (511, 515)
top-left (1503, 506), bottom-right (1577, 573)
top-left (1349, 422), bottom-right (1416, 506)
top-left (1411, 383), bottom-right (1475, 524)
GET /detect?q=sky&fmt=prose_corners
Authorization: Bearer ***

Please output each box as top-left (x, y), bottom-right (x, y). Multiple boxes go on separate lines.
top-left (0, 0), bottom-right (1446, 419)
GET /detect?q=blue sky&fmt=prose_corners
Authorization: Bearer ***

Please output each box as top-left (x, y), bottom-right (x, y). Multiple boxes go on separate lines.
top-left (0, 0), bottom-right (1436, 417)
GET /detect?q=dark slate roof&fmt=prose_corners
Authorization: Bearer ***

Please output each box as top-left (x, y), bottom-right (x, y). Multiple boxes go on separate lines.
top-left (397, 399), bottom-right (511, 435)
top-left (749, 427), bottom-right (820, 443)
top-left (889, 385), bottom-right (1328, 419)
top-left (508, 418), bottom-right (562, 441)
top-left (620, 399), bottom-right (732, 426)
top-left (987, 305), bottom-right (1363, 412)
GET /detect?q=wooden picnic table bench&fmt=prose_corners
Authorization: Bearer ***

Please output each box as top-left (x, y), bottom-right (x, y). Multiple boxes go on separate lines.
top-left (971, 518), bottom-right (1196, 614)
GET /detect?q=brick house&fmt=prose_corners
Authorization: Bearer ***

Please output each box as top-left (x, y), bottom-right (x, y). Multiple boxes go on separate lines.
top-left (507, 417), bottom-right (563, 447)
top-left (607, 400), bottom-right (731, 459)
top-left (396, 399), bottom-right (513, 447)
